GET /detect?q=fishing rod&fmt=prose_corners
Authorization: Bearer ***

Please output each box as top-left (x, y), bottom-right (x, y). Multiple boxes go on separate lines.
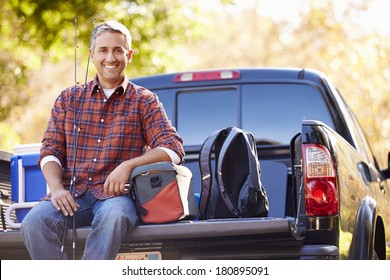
top-left (60, 16), bottom-right (92, 260)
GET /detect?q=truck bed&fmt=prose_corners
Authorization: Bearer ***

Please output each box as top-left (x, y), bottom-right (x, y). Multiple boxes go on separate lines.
top-left (1, 144), bottom-right (298, 260)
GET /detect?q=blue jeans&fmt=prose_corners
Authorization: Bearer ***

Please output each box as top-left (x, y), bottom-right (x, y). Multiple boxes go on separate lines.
top-left (20, 189), bottom-right (138, 260)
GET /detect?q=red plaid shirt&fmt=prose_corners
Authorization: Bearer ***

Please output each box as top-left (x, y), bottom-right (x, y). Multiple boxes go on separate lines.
top-left (39, 76), bottom-right (184, 199)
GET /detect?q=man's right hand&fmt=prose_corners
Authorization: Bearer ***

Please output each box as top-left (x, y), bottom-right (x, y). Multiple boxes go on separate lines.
top-left (50, 188), bottom-right (79, 217)
top-left (41, 160), bottom-right (79, 216)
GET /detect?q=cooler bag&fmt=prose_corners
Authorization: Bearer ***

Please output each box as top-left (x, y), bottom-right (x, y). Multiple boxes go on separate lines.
top-left (128, 162), bottom-right (199, 224)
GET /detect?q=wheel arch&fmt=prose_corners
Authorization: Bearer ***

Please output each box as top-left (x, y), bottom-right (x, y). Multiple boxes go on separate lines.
top-left (348, 196), bottom-right (378, 259)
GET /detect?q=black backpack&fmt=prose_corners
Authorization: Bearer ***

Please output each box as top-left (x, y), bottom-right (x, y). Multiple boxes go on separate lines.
top-left (198, 126), bottom-right (269, 219)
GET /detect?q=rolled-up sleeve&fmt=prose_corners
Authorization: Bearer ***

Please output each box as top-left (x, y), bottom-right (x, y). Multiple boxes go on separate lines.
top-left (139, 89), bottom-right (184, 162)
top-left (38, 90), bottom-right (68, 168)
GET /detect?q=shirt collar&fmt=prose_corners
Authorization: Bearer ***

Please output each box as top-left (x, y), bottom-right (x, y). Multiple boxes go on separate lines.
top-left (91, 75), bottom-right (128, 96)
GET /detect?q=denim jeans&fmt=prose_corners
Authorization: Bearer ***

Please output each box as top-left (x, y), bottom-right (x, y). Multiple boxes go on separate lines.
top-left (20, 189), bottom-right (138, 260)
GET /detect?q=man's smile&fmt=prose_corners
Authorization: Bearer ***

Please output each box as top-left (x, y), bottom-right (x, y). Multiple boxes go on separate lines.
top-left (104, 65), bottom-right (118, 69)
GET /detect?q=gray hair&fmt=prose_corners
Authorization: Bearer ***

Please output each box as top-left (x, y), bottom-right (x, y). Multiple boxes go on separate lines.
top-left (90, 21), bottom-right (132, 51)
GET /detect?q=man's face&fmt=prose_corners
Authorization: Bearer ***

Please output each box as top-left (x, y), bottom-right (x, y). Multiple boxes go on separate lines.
top-left (90, 31), bottom-right (133, 89)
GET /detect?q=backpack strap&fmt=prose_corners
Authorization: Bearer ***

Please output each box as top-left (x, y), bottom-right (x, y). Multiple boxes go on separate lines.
top-left (241, 130), bottom-right (267, 211)
top-left (198, 129), bottom-right (223, 218)
top-left (216, 127), bottom-right (255, 217)
top-left (243, 130), bottom-right (262, 186)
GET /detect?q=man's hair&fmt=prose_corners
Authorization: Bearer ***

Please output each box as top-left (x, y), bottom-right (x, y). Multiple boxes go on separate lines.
top-left (90, 21), bottom-right (132, 51)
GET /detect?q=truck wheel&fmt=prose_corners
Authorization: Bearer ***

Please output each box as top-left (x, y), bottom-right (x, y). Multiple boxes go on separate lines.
top-left (372, 248), bottom-right (379, 260)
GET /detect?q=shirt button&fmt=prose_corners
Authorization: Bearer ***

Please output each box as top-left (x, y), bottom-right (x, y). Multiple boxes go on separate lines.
top-left (93, 158), bottom-right (97, 162)
top-left (89, 177), bottom-right (92, 181)
top-left (74, 194), bottom-right (78, 197)
top-left (100, 119), bottom-right (104, 123)
top-left (98, 139), bottom-right (101, 143)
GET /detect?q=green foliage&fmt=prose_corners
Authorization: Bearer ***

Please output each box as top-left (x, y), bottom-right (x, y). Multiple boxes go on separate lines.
top-left (0, 54), bottom-right (30, 122)
top-left (0, 0), bottom-right (202, 123)
top-left (1, 0), bottom-right (388, 164)
top-left (1, 0), bottom-right (202, 71)
top-left (0, 122), bottom-right (21, 152)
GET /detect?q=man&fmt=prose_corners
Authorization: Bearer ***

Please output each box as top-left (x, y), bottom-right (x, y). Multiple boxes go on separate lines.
top-left (21, 21), bottom-right (184, 260)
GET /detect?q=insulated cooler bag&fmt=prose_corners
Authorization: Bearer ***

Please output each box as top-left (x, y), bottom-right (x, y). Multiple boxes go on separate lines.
top-left (128, 162), bottom-right (199, 224)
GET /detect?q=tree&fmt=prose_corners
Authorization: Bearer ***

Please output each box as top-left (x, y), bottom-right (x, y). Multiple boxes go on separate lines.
top-left (0, 0), bottom-right (202, 118)
top-left (179, 0), bottom-right (389, 167)
top-left (0, 0), bottom-right (203, 150)
top-left (285, 1), bottom-right (389, 166)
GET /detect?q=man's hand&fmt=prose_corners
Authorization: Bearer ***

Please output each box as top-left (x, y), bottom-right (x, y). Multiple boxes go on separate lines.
top-left (41, 160), bottom-right (79, 216)
top-left (103, 161), bottom-right (131, 196)
top-left (51, 187), bottom-right (79, 217)
top-left (103, 148), bottom-right (172, 197)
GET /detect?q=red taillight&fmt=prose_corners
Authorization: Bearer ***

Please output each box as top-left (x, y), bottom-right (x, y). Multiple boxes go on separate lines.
top-left (173, 70), bottom-right (240, 82)
top-left (303, 144), bottom-right (339, 216)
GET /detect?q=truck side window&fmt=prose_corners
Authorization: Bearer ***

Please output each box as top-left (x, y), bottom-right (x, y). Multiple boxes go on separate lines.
top-left (242, 84), bottom-right (334, 145)
top-left (177, 88), bottom-right (239, 145)
top-left (347, 105), bottom-right (376, 165)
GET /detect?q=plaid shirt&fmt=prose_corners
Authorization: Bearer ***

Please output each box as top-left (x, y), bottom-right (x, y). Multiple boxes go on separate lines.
top-left (39, 76), bottom-right (184, 200)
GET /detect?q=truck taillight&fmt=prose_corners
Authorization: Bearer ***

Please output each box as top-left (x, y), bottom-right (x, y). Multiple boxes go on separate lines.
top-left (173, 70), bottom-right (240, 82)
top-left (303, 144), bottom-right (339, 216)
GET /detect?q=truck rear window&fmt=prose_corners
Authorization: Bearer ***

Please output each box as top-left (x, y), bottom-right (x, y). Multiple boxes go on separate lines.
top-left (177, 88), bottom-right (238, 145)
top-left (241, 84), bottom-right (333, 145)
top-left (156, 83), bottom-right (334, 146)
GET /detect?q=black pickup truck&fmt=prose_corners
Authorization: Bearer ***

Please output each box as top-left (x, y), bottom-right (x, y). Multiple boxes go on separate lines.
top-left (1, 68), bottom-right (389, 260)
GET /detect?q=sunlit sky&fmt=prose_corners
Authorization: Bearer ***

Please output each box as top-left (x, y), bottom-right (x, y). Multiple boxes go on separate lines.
top-left (200, 0), bottom-right (390, 35)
